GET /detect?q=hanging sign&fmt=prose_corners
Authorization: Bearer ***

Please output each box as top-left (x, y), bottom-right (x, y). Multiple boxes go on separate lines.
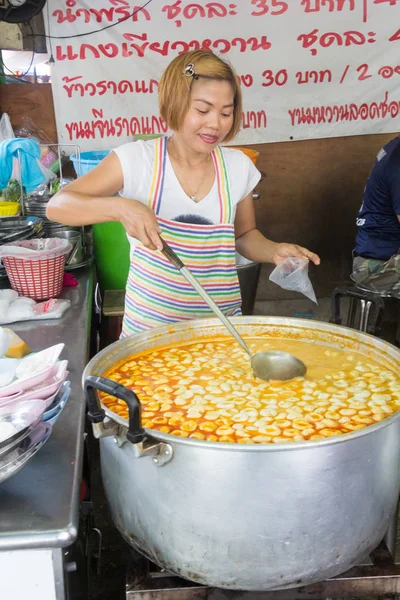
top-left (46, 0), bottom-right (400, 150)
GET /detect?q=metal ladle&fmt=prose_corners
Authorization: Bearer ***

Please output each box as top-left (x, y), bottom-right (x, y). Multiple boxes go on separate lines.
top-left (161, 239), bottom-right (307, 381)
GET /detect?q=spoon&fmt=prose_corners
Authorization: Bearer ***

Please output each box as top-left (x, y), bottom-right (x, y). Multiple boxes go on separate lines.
top-left (160, 239), bottom-right (307, 381)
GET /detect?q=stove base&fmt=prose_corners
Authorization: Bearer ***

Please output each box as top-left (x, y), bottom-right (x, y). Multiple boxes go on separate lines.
top-left (126, 542), bottom-right (400, 600)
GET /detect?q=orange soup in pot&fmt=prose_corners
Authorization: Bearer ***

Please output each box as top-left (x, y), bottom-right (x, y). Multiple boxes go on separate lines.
top-left (100, 336), bottom-right (400, 444)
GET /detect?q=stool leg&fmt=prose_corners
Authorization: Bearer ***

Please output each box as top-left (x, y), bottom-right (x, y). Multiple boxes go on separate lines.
top-left (359, 299), bottom-right (367, 331)
top-left (346, 297), bottom-right (358, 328)
top-left (396, 303), bottom-right (400, 347)
top-left (362, 301), bottom-right (373, 333)
top-left (330, 289), bottom-right (343, 325)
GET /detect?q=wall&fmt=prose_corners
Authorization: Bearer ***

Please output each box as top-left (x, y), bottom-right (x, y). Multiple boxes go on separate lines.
top-left (0, 14), bottom-right (47, 52)
top-left (1, 83), bottom-right (394, 298)
top-left (0, 83), bottom-right (57, 143)
top-left (252, 132), bottom-right (394, 298)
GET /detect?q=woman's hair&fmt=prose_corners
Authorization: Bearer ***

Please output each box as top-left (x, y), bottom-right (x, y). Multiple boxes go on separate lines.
top-left (158, 50), bottom-right (242, 142)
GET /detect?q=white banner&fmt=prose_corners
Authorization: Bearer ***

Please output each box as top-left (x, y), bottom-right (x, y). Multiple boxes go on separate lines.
top-left (46, 0), bottom-right (400, 151)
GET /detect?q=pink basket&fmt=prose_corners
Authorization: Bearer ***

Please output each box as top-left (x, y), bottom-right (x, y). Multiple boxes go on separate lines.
top-left (2, 255), bottom-right (66, 301)
top-left (0, 238), bottom-right (72, 301)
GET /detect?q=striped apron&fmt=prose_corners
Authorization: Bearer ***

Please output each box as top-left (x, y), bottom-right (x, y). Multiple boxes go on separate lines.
top-left (121, 136), bottom-right (242, 337)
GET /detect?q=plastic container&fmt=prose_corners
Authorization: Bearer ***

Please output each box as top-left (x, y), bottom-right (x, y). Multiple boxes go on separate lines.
top-left (70, 150), bottom-right (110, 177)
top-left (93, 223), bottom-right (130, 292)
top-left (0, 202), bottom-right (20, 217)
top-left (0, 239), bottom-right (72, 300)
top-left (232, 147), bottom-right (260, 165)
top-left (70, 150), bottom-right (129, 293)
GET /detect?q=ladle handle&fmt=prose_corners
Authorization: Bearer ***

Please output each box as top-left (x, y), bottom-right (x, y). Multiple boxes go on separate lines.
top-left (161, 238), bottom-right (184, 269)
top-left (161, 238), bottom-right (252, 357)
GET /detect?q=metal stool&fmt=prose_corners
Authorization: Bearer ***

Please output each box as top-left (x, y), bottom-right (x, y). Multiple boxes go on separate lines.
top-left (330, 284), bottom-right (386, 335)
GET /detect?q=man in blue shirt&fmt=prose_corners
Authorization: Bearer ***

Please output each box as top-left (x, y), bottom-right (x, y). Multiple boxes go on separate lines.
top-left (352, 135), bottom-right (400, 294)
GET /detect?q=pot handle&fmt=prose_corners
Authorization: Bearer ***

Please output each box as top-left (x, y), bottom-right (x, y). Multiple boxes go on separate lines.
top-left (84, 375), bottom-right (145, 444)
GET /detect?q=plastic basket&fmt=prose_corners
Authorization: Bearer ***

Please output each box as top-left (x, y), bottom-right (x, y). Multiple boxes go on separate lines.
top-left (70, 150), bottom-right (110, 177)
top-left (2, 255), bottom-right (66, 300)
top-left (0, 202), bottom-right (20, 217)
top-left (0, 239), bottom-right (72, 301)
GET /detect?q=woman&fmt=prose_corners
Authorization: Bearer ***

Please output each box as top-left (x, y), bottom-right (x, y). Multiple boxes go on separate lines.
top-left (47, 50), bottom-right (320, 337)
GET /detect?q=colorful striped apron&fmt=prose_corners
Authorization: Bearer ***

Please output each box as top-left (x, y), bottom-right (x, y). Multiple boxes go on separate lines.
top-left (121, 137), bottom-right (242, 337)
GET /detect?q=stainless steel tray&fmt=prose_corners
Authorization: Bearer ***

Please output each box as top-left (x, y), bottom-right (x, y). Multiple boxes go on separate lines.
top-left (0, 216), bottom-right (42, 232)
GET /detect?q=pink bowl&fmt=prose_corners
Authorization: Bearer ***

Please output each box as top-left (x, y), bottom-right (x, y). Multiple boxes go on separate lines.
top-left (0, 344), bottom-right (64, 398)
top-left (0, 361), bottom-right (68, 408)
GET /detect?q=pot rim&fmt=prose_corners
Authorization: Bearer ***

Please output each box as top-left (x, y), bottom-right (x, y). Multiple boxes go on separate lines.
top-left (99, 403), bottom-right (400, 452)
top-left (84, 316), bottom-right (400, 452)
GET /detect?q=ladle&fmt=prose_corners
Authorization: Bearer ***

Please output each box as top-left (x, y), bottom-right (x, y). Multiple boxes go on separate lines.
top-left (161, 239), bottom-right (307, 381)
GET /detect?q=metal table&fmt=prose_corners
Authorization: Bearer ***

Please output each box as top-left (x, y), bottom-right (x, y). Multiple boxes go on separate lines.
top-left (0, 268), bottom-right (93, 600)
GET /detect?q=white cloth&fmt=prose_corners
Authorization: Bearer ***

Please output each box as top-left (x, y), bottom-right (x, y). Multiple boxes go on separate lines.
top-left (113, 138), bottom-right (261, 248)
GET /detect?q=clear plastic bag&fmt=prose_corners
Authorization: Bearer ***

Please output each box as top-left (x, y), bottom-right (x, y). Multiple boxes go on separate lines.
top-left (0, 114), bottom-right (14, 143)
top-left (0, 238), bottom-right (72, 261)
top-left (11, 152), bottom-right (57, 189)
top-left (269, 258), bottom-right (318, 304)
top-left (0, 297), bottom-right (71, 325)
top-left (14, 116), bottom-right (59, 174)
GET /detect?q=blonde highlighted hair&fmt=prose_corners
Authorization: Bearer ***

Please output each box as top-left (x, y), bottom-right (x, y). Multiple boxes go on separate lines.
top-left (158, 50), bottom-right (242, 143)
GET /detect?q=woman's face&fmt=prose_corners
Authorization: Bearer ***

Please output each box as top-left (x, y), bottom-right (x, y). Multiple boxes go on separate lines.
top-left (178, 78), bottom-right (235, 153)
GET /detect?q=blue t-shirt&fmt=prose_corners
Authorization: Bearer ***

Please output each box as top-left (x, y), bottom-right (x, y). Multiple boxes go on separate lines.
top-left (355, 136), bottom-right (400, 260)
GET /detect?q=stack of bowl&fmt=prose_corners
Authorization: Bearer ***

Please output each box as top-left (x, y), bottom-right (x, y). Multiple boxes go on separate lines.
top-left (0, 382), bottom-right (71, 485)
top-left (46, 226), bottom-right (93, 270)
top-left (23, 194), bottom-right (50, 219)
top-left (23, 187), bottom-right (93, 270)
top-left (0, 343), bottom-right (70, 484)
top-left (0, 400), bottom-right (52, 484)
top-left (24, 211), bottom-right (93, 271)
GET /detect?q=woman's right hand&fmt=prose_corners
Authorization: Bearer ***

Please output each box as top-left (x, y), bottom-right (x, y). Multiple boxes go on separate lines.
top-left (116, 197), bottom-right (163, 251)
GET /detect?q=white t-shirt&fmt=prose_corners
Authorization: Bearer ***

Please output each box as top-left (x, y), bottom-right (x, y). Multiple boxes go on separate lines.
top-left (113, 139), bottom-right (261, 238)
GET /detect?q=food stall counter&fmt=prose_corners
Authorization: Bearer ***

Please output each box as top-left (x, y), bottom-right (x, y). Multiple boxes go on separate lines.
top-left (0, 267), bottom-right (93, 600)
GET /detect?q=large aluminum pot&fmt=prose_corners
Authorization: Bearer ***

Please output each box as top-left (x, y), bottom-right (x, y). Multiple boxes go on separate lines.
top-left (83, 317), bottom-right (400, 591)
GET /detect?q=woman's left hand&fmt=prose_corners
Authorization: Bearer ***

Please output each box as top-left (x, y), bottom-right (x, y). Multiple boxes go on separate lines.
top-left (272, 243), bottom-right (320, 266)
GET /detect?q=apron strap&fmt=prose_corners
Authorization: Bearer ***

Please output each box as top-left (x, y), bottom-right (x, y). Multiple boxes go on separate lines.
top-left (147, 137), bottom-right (233, 223)
top-left (148, 136), bottom-right (167, 213)
top-left (212, 145), bottom-right (232, 223)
